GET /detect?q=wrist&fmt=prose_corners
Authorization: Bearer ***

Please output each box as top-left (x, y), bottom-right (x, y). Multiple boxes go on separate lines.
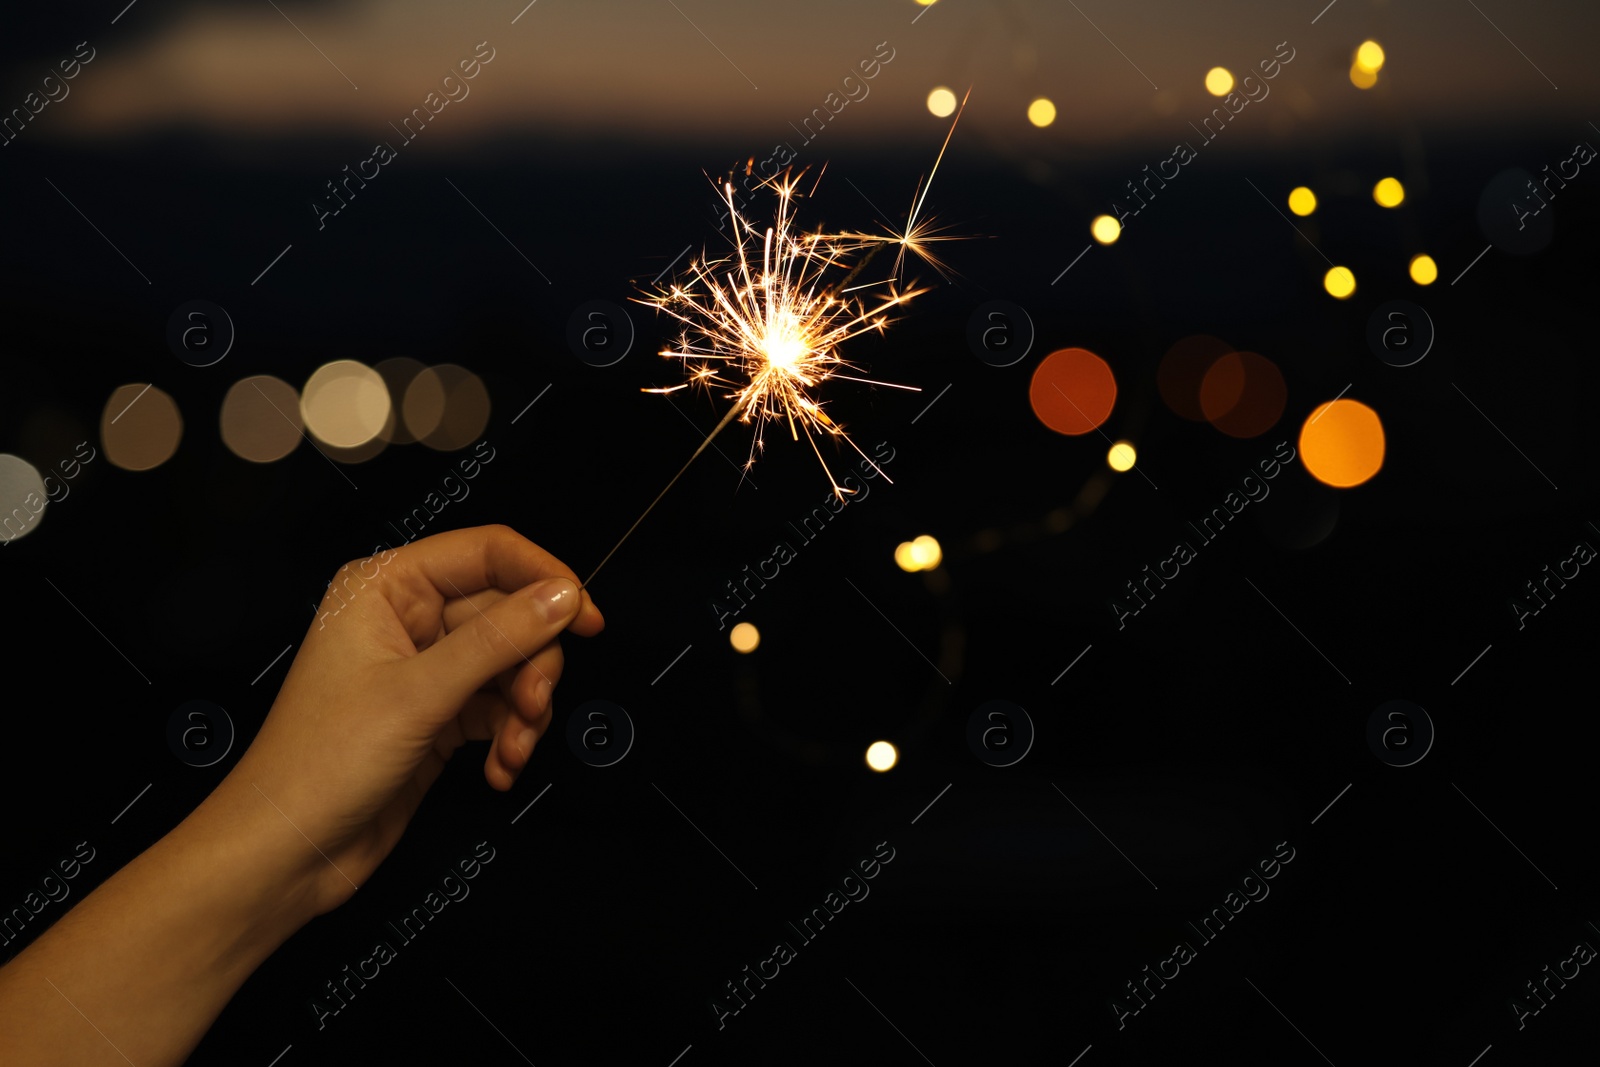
top-left (175, 775), bottom-right (327, 952)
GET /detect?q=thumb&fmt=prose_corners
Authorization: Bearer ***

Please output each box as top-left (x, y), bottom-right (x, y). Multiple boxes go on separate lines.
top-left (402, 577), bottom-right (582, 716)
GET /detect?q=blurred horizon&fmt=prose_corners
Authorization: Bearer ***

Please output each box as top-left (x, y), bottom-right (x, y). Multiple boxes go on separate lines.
top-left (2, 0), bottom-right (1594, 152)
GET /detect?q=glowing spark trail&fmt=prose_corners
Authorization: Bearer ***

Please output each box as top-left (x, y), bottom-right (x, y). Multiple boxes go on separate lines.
top-left (583, 91), bottom-right (971, 589)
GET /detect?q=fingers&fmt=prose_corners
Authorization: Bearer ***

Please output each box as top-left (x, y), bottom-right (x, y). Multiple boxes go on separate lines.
top-left (385, 525), bottom-right (604, 639)
top-left (441, 588), bottom-right (565, 719)
top-left (400, 575), bottom-right (584, 721)
top-left (447, 689), bottom-right (554, 790)
top-left (487, 703), bottom-right (554, 791)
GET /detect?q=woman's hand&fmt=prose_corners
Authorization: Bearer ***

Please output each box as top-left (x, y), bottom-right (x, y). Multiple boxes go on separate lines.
top-left (0, 524), bottom-right (603, 1067)
top-left (205, 523), bottom-right (604, 919)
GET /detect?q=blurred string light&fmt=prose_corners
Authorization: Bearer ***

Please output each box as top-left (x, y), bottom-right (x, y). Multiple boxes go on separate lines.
top-left (1106, 441), bottom-right (1137, 471)
top-left (1157, 336), bottom-right (1285, 439)
top-left (926, 86), bottom-right (957, 118)
top-left (729, 621), bottom-right (760, 653)
top-left (1199, 351), bottom-right (1286, 438)
top-left (1029, 348), bottom-right (1116, 435)
top-left (1090, 214), bottom-right (1121, 244)
top-left (1287, 186), bottom-right (1317, 216)
top-left (865, 741), bottom-right (898, 772)
top-left (220, 376), bottom-right (302, 463)
top-left (1355, 40), bottom-right (1385, 74)
top-left (1409, 253), bottom-right (1438, 285)
top-left (301, 360), bottom-right (390, 450)
top-left (1027, 97), bottom-right (1056, 127)
top-left (1158, 334), bottom-right (1232, 422)
top-left (1204, 67), bottom-right (1234, 96)
top-left (1300, 399), bottom-right (1385, 487)
top-left (374, 357), bottom-right (429, 444)
top-left (1373, 177), bottom-right (1405, 207)
top-left (1350, 60), bottom-right (1378, 89)
top-left (101, 383), bottom-right (182, 471)
top-left (1323, 266), bottom-right (1356, 299)
top-left (894, 534), bottom-right (943, 572)
top-left (0, 455), bottom-right (48, 544)
top-left (281, 359), bottom-right (490, 463)
top-left (404, 363), bottom-right (491, 450)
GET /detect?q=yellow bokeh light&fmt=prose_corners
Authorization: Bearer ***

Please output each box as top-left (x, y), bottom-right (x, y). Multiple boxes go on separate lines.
top-left (1287, 186), bottom-right (1317, 216)
top-left (1409, 253), bottom-right (1438, 285)
top-left (865, 741), bottom-right (898, 772)
top-left (1090, 214), bottom-right (1121, 244)
top-left (1350, 62), bottom-right (1378, 89)
top-left (1205, 67), bottom-right (1234, 96)
top-left (1027, 97), bottom-right (1056, 127)
top-left (1107, 441), bottom-right (1137, 472)
top-left (1323, 266), bottom-right (1356, 299)
top-left (1300, 399), bottom-right (1385, 488)
top-left (1373, 177), bottom-right (1405, 208)
top-left (895, 535), bottom-right (943, 572)
top-left (729, 621), bottom-right (760, 653)
top-left (914, 0), bottom-right (937, 5)
top-left (1355, 40), bottom-right (1385, 73)
top-left (926, 86), bottom-right (957, 118)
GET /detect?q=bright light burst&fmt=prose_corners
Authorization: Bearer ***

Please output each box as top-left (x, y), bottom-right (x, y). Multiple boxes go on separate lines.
top-left (581, 94), bottom-right (972, 588)
top-left (636, 92), bottom-right (971, 501)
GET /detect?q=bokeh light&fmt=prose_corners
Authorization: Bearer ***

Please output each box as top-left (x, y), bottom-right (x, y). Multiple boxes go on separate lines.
top-left (1029, 348), bottom-right (1117, 436)
top-left (865, 741), bottom-right (898, 772)
top-left (1350, 62), bottom-right (1378, 89)
top-left (1287, 186), bottom-right (1317, 216)
top-left (1158, 334), bottom-right (1233, 421)
top-left (1373, 177), bottom-right (1405, 207)
top-left (1409, 253), bottom-right (1438, 285)
top-left (220, 376), bottom-right (302, 463)
top-left (374, 357), bottom-right (430, 444)
top-left (1205, 67), bottom-right (1234, 96)
top-left (1027, 97), bottom-right (1056, 127)
top-left (1107, 441), bottom-right (1137, 471)
top-left (1199, 351), bottom-right (1287, 438)
top-left (1355, 40), bottom-right (1385, 73)
top-left (730, 621), bottom-right (760, 653)
top-left (301, 361), bottom-right (390, 449)
top-left (404, 364), bottom-right (491, 450)
top-left (1323, 266), bottom-right (1356, 299)
top-left (926, 87), bottom-right (957, 118)
top-left (1090, 214), bottom-right (1121, 244)
top-left (0, 455), bottom-right (48, 544)
top-left (895, 535), bottom-right (943, 572)
top-left (1300, 399), bottom-right (1385, 488)
top-left (101, 383), bottom-right (182, 471)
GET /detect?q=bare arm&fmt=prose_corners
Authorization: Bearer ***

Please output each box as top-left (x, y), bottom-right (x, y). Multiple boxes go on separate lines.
top-left (0, 525), bottom-right (602, 1066)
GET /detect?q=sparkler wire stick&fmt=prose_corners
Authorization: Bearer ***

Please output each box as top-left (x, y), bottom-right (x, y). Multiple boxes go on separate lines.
top-left (582, 400), bottom-right (744, 589)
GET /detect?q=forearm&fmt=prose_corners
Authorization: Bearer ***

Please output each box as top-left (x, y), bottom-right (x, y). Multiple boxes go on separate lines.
top-left (0, 785), bottom-right (319, 1066)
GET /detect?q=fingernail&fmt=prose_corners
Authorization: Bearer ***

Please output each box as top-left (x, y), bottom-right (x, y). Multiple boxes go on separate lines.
top-left (517, 727), bottom-right (537, 759)
top-left (536, 677), bottom-right (553, 714)
top-left (528, 578), bottom-right (579, 623)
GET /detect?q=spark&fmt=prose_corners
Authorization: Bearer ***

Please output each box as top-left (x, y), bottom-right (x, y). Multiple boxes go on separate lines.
top-left (583, 96), bottom-right (972, 588)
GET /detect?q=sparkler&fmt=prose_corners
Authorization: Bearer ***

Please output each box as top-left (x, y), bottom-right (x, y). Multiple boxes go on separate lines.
top-left (582, 90), bottom-right (971, 589)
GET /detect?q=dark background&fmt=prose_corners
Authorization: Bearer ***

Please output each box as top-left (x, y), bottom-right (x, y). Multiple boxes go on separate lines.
top-left (2, 1), bottom-right (1597, 1064)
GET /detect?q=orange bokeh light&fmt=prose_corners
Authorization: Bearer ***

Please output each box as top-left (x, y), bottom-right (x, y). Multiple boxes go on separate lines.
top-left (1299, 399), bottom-right (1385, 487)
top-left (1029, 347), bottom-right (1117, 436)
top-left (1200, 351), bottom-right (1287, 438)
